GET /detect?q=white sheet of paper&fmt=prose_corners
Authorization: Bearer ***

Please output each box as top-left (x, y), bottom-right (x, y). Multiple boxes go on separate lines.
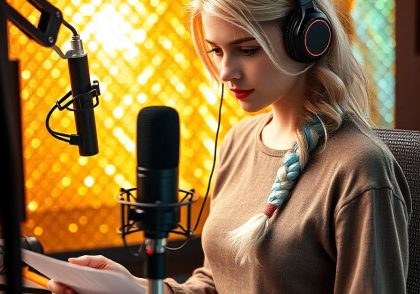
top-left (21, 249), bottom-right (146, 294)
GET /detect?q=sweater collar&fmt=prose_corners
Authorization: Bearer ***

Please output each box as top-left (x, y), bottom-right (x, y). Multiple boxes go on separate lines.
top-left (256, 113), bottom-right (290, 158)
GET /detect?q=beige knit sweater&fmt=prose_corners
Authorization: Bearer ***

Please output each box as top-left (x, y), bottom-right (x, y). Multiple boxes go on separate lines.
top-left (165, 113), bottom-right (411, 294)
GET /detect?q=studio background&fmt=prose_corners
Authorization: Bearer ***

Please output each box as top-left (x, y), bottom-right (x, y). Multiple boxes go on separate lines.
top-left (7, 0), bottom-right (397, 270)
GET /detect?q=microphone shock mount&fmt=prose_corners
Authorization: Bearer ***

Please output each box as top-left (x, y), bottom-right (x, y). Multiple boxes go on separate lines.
top-left (118, 187), bottom-right (196, 252)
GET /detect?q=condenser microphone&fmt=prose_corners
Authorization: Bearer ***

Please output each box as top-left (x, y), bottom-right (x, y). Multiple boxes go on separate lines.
top-left (136, 106), bottom-right (180, 239)
top-left (136, 106), bottom-right (180, 294)
top-left (67, 35), bottom-right (99, 156)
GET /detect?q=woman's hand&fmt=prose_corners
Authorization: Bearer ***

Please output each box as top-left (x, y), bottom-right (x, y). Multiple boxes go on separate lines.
top-left (47, 255), bottom-right (136, 294)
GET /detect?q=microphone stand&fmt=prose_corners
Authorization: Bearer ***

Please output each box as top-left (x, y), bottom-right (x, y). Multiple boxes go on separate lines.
top-left (119, 188), bottom-right (196, 294)
top-left (145, 238), bottom-right (166, 294)
top-left (145, 200), bottom-right (168, 294)
top-left (0, 1), bottom-right (45, 291)
top-left (1, 1), bottom-right (99, 291)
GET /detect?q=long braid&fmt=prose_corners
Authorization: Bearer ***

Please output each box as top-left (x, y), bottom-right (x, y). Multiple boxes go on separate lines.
top-left (228, 117), bottom-right (324, 265)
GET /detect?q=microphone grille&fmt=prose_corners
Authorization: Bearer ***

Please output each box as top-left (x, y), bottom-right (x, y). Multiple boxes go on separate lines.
top-left (137, 106), bottom-right (180, 169)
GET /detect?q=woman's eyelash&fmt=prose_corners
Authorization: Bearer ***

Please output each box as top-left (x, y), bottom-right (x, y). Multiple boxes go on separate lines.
top-left (206, 47), bottom-right (220, 54)
top-left (240, 47), bottom-right (260, 55)
top-left (205, 47), bottom-right (260, 56)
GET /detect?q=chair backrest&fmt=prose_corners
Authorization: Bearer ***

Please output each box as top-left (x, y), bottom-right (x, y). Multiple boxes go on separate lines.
top-left (374, 128), bottom-right (420, 294)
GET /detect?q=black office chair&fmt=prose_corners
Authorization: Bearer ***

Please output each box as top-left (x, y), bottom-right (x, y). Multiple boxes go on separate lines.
top-left (375, 128), bottom-right (420, 294)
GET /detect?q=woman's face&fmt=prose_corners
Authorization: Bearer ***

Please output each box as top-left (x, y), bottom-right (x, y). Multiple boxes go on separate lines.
top-left (201, 12), bottom-right (307, 113)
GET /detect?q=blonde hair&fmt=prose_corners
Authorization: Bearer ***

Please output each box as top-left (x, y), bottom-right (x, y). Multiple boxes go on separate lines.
top-left (188, 0), bottom-right (371, 265)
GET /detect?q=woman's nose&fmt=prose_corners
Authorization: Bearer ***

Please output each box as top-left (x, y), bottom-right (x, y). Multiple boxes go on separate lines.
top-left (219, 55), bottom-right (241, 82)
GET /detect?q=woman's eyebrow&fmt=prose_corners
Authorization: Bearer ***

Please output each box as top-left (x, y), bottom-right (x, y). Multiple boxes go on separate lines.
top-left (205, 37), bottom-right (257, 46)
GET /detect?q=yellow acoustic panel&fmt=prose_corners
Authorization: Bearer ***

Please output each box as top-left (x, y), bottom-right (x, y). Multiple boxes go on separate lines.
top-left (8, 0), bottom-right (245, 252)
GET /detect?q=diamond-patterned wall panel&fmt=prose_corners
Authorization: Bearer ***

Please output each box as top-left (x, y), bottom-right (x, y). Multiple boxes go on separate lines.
top-left (352, 0), bottom-right (396, 127)
top-left (8, 0), bottom-right (242, 253)
top-left (7, 0), bottom-right (395, 253)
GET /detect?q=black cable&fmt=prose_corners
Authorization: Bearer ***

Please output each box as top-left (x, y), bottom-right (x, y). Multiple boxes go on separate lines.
top-left (45, 104), bottom-right (71, 142)
top-left (192, 83), bottom-right (224, 233)
top-left (46, 87), bottom-right (99, 146)
top-left (165, 234), bottom-right (192, 251)
top-left (164, 189), bottom-right (195, 250)
top-left (62, 19), bottom-right (78, 36)
top-left (164, 84), bottom-right (224, 251)
top-left (122, 231), bottom-right (144, 257)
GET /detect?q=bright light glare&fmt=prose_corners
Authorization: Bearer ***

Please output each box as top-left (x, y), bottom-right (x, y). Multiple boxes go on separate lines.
top-left (83, 4), bottom-right (141, 60)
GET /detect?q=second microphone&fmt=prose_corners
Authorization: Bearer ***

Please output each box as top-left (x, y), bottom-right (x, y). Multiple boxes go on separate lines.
top-left (136, 106), bottom-right (180, 239)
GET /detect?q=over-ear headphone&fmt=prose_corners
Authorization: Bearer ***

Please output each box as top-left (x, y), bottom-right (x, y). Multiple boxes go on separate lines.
top-left (283, 0), bottom-right (332, 63)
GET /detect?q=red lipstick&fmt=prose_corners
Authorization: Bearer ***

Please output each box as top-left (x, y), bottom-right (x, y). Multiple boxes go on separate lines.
top-left (230, 88), bottom-right (254, 100)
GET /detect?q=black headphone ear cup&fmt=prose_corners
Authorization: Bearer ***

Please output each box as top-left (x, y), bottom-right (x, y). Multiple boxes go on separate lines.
top-left (283, 11), bottom-right (301, 62)
top-left (300, 12), bottom-right (332, 62)
top-left (283, 10), bottom-right (332, 63)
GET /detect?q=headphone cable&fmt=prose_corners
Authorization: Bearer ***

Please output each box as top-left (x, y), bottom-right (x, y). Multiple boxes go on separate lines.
top-left (191, 83), bottom-right (224, 234)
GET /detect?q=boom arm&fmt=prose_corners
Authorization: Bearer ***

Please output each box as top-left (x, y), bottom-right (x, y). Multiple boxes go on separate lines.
top-left (4, 0), bottom-right (62, 47)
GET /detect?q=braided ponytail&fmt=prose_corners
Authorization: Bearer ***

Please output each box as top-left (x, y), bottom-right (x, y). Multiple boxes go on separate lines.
top-left (228, 117), bottom-right (325, 265)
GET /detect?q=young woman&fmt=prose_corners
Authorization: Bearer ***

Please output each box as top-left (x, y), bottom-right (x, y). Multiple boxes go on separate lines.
top-left (49, 0), bottom-right (411, 293)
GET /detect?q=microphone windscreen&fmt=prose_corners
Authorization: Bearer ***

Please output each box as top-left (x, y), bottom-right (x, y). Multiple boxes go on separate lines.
top-left (137, 106), bottom-right (180, 169)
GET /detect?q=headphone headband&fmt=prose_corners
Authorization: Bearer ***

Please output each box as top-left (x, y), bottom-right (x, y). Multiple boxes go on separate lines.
top-left (297, 0), bottom-right (314, 8)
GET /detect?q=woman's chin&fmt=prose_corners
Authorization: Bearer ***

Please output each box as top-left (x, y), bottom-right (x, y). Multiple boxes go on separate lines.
top-left (238, 101), bottom-right (266, 113)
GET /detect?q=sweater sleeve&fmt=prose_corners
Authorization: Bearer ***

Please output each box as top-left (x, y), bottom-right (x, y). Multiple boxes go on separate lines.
top-left (164, 257), bottom-right (217, 294)
top-left (334, 187), bottom-right (410, 293)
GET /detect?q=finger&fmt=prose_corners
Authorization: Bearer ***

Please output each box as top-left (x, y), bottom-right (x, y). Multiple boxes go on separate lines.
top-left (68, 255), bottom-right (111, 269)
top-left (48, 279), bottom-right (76, 294)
